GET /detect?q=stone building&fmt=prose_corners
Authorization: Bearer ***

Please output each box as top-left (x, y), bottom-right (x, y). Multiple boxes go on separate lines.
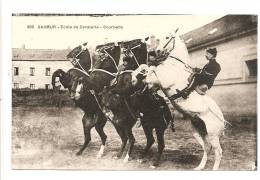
top-left (12, 47), bottom-right (71, 89)
top-left (182, 15), bottom-right (257, 116)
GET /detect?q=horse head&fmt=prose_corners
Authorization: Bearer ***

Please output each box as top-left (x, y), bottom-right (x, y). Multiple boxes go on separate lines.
top-left (119, 39), bottom-right (148, 70)
top-left (67, 42), bottom-right (93, 72)
top-left (92, 43), bottom-right (121, 73)
top-left (131, 64), bottom-right (161, 92)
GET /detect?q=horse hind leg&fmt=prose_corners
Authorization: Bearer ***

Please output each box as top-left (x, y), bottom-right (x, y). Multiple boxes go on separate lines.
top-left (114, 125), bottom-right (128, 159)
top-left (208, 135), bottom-right (222, 170)
top-left (150, 128), bottom-right (165, 168)
top-left (192, 130), bottom-right (208, 170)
top-left (76, 114), bottom-right (95, 156)
top-left (138, 126), bottom-right (155, 161)
top-left (95, 115), bottom-right (107, 158)
top-left (123, 128), bottom-right (135, 163)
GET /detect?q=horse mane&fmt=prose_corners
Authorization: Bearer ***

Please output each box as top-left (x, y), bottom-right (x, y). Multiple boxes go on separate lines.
top-left (77, 48), bottom-right (92, 72)
top-left (123, 41), bottom-right (148, 69)
top-left (93, 45), bottom-right (121, 73)
top-left (67, 45), bottom-right (93, 72)
top-left (118, 39), bottom-right (142, 49)
top-left (95, 42), bottom-right (115, 50)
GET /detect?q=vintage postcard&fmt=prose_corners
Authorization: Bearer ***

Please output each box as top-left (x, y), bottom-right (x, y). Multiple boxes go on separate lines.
top-left (11, 14), bottom-right (257, 171)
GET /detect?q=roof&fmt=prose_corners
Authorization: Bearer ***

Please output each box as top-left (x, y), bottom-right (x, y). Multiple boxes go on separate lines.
top-left (181, 15), bottom-right (257, 50)
top-left (12, 48), bottom-right (71, 61)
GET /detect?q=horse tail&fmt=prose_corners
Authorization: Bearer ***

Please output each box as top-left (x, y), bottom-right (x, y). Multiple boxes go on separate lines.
top-left (51, 69), bottom-right (65, 90)
top-left (204, 96), bottom-right (231, 136)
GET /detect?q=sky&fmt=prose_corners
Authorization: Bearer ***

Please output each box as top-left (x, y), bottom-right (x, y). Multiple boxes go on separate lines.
top-left (12, 15), bottom-right (223, 49)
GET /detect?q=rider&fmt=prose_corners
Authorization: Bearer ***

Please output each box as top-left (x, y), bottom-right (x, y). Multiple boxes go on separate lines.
top-left (174, 47), bottom-right (221, 99)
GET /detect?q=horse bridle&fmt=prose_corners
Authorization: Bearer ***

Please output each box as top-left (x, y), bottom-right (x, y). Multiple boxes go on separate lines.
top-left (70, 44), bottom-right (93, 72)
top-left (97, 46), bottom-right (119, 72)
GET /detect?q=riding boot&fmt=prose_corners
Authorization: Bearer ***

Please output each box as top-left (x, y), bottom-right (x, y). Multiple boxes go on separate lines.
top-left (176, 87), bottom-right (192, 99)
top-left (161, 104), bottom-right (175, 132)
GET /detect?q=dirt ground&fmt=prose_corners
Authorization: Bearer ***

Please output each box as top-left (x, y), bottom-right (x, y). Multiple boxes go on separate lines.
top-left (12, 106), bottom-right (257, 170)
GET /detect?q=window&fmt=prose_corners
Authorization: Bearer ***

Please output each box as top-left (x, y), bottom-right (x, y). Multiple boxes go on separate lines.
top-left (30, 84), bottom-right (35, 89)
top-left (14, 83), bottom-right (19, 89)
top-left (30, 67), bottom-right (35, 76)
top-left (45, 67), bottom-right (51, 76)
top-left (245, 59), bottom-right (257, 77)
top-left (45, 84), bottom-right (50, 90)
top-left (14, 67), bottom-right (19, 76)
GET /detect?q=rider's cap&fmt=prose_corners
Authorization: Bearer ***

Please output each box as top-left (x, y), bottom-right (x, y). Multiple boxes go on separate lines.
top-left (206, 47), bottom-right (217, 56)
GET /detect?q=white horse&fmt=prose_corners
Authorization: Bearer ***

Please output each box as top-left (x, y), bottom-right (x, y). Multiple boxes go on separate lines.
top-left (132, 35), bottom-right (227, 170)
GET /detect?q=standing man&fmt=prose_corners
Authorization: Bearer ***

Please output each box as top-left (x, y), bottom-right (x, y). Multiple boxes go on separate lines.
top-left (175, 47), bottom-right (221, 99)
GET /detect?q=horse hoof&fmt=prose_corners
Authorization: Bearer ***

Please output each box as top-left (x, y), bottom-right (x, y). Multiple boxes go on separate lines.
top-left (137, 159), bottom-right (144, 163)
top-left (193, 166), bottom-right (203, 171)
top-left (151, 162), bottom-right (159, 168)
top-left (76, 151), bottom-right (82, 156)
top-left (96, 154), bottom-right (102, 159)
top-left (113, 155), bottom-right (120, 160)
top-left (123, 154), bottom-right (130, 163)
top-left (123, 158), bottom-right (129, 163)
top-left (149, 165), bottom-right (157, 169)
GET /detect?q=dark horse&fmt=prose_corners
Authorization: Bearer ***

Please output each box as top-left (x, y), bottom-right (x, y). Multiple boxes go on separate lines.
top-left (101, 70), bottom-right (173, 167)
top-left (71, 39), bottom-right (151, 161)
top-left (91, 39), bottom-right (173, 167)
top-left (52, 42), bottom-right (121, 157)
top-left (66, 42), bottom-right (93, 72)
top-left (100, 39), bottom-right (174, 167)
top-left (51, 68), bottom-right (108, 157)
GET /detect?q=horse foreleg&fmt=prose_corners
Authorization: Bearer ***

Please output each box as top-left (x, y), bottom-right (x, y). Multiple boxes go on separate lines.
top-left (95, 115), bottom-right (107, 158)
top-left (208, 135), bottom-right (222, 170)
top-left (139, 126), bottom-right (155, 161)
top-left (76, 113), bottom-right (95, 156)
top-left (123, 128), bottom-right (135, 163)
top-left (150, 128), bottom-right (165, 168)
top-left (192, 130), bottom-right (208, 170)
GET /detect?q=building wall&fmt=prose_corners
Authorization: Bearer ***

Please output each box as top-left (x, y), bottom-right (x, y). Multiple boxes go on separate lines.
top-left (188, 32), bottom-right (257, 115)
top-left (208, 82), bottom-right (257, 115)
top-left (12, 61), bottom-right (72, 89)
top-left (188, 33), bottom-right (257, 83)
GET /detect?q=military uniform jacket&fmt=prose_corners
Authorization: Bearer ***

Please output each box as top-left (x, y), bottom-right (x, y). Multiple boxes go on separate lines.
top-left (197, 59), bottom-right (221, 89)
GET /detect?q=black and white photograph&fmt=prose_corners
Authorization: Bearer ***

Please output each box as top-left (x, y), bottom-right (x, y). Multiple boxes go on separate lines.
top-left (9, 14), bottom-right (257, 171)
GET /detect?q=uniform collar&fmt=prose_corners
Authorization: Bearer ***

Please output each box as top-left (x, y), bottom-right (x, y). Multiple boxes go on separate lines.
top-left (209, 58), bottom-right (216, 63)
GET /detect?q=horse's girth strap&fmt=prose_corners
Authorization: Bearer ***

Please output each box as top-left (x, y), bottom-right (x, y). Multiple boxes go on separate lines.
top-left (123, 97), bottom-right (137, 122)
top-left (90, 90), bottom-right (112, 122)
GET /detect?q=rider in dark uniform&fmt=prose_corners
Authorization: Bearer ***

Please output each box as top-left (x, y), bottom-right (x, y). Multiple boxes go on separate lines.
top-left (174, 47), bottom-right (221, 99)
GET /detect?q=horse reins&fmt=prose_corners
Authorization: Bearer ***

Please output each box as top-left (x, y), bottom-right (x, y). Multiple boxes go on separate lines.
top-left (90, 90), bottom-right (113, 122)
top-left (103, 48), bottom-right (119, 71)
top-left (70, 45), bottom-right (94, 72)
top-left (72, 68), bottom-right (114, 122)
top-left (123, 97), bottom-right (138, 123)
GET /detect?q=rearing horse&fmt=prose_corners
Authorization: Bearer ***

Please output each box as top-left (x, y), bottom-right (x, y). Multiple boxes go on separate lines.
top-left (52, 42), bottom-right (121, 157)
top-left (131, 35), bottom-right (227, 170)
top-left (72, 39), bottom-right (150, 162)
top-left (101, 39), bottom-right (175, 167)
